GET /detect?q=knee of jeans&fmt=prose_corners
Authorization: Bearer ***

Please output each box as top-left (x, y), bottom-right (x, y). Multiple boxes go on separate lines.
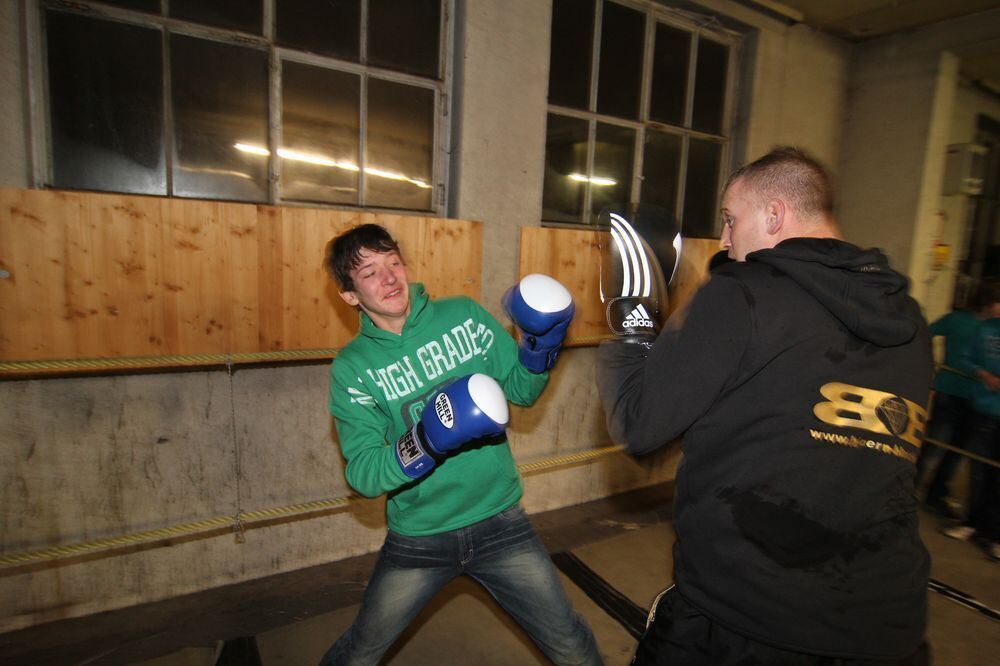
top-left (537, 616), bottom-right (601, 666)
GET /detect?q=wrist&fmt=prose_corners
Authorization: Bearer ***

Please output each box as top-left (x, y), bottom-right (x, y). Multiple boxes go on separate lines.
top-left (394, 423), bottom-right (439, 479)
top-left (518, 345), bottom-right (556, 373)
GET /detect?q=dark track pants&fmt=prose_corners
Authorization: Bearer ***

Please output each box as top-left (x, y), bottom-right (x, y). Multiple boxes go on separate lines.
top-left (631, 587), bottom-right (930, 666)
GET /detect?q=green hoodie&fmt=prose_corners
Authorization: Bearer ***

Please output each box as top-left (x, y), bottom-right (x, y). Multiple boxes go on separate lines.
top-left (329, 283), bottom-right (548, 536)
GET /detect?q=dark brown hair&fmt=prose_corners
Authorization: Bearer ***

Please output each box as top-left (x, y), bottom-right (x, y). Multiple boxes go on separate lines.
top-left (326, 224), bottom-right (402, 291)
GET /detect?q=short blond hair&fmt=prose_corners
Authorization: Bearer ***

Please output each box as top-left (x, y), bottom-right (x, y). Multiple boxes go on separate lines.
top-left (725, 147), bottom-right (834, 217)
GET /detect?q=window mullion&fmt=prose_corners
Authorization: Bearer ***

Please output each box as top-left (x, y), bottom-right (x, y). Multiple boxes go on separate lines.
top-left (358, 0), bottom-right (370, 207)
top-left (584, 0), bottom-right (603, 223)
top-left (25, 0), bottom-right (49, 187)
top-left (262, 0), bottom-right (274, 41)
top-left (163, 24), bottom-right (173, 196)
top-left (675, 30), bottom-right (699, 226)
top-left (634, 6), bottom-right (655, 205)
top-left (268, 51), bottom-right (281, 204)
top-left (683, 31), bottom-right (698, 130)
top-left (584, 119), bottom-right (596, 223)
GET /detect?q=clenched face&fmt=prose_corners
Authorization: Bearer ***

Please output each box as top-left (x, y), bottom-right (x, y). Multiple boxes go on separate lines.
top-left (720, 178), bottom-right (775, 262)
top-left (340, 248), bottom-right (410, 333)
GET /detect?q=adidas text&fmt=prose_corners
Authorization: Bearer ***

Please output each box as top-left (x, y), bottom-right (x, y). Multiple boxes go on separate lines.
top-left (622, 304), bottom-right (654, 329)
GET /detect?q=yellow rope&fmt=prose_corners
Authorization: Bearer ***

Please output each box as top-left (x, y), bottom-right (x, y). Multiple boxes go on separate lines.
top-left (924, 437), bottom-right (1000, 469)
top-left (0, 447), bottom-right (623, 568)
top-left (1, 362), bottom-right (995, 566)
top-left (0, 334), bottom-right (610, 375)
top-left (517, 445), bottom-right (625, 474)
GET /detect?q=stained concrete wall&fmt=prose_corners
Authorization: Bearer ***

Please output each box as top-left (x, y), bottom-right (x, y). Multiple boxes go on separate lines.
top-left (0, 1), bottom-right (27, 187)
top-left (742, 24), bottom-right (849, 171)
top-left (928, 83), bottom-right (1000, 321)
top-left (837, 46), bottom-right (958, 306)
top-left (837, 9), bottom-right (1000, 314)
top-left (0, 0), bottom-right (852, 631)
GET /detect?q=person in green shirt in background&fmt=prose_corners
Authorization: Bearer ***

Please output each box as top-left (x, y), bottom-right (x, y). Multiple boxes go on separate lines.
top-left (318, 224), bottom-right (601, 666)
top-left (917, 280), bottom-right (1000, 517)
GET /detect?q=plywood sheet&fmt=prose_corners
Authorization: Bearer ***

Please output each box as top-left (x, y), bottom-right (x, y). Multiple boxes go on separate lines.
top-left (0, 189), bottom-right (481, 370)
top-left (517, 227), bottom-right (720, 345)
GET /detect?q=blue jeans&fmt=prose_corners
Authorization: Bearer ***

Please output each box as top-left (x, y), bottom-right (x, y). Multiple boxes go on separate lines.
top-left (320, 504), bottom-right (602, 666)
top-left (916, 393), bottom-right (971, 504)
top-left (964, 411), bottom-right (1000, 541)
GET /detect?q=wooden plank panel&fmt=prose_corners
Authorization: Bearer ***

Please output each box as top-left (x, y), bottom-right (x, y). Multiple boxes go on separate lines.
top-left (0, 189), bottom-right (76, 358)
top-left (517, 227), bottom-right (721, 345)
top-left (518, 227), bottom-right (605, 344)
top-left (0, 188), bottom-right (482, 370)
top-left (96, 195), bottom-right (164, 358)
top-left (275, 206), bottom-right (358, 351)
top-left (160, 197), bottom-right (231, 356)
top-left (671, 237), bottom-right (721, 311)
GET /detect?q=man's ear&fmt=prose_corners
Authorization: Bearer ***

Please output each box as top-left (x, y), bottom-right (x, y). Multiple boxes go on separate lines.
top-left (765, 199), bottom-right (785, 236)
top-left (339, 290), bottom-right (360, 307)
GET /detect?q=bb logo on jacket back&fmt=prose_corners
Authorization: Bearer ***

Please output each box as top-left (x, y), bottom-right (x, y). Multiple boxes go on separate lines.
top-left (813, 382), bottom-right (926, 449)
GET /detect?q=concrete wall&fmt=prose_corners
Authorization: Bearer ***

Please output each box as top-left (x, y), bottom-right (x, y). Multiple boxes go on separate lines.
top-left (836, 9), bottom-right (1000, 313)
top-left (928, 83), bottom-right (1000, 321)
top-left (836, 47), bottom-right (956, 284)
top-left (0, 0), bottom-right (851, 631)
top-left (0, 0), bottom-right (28, 187)
top-left (742, 24), bottom-right (849, 171)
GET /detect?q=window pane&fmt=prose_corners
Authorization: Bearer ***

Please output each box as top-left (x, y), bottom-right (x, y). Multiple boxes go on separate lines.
top-left (542, 114), bottom-right (588, 223)
top-left (277, 0), bottom-right (360, 61)
top-left (280, 62), bottom-right (360, 205)
top-left (368, 0), bottom-right (440, 78)
top-left (640, 130), bottom-right (681, 213)
top-left (169, 0), bottom-right (262, 35)
top-left (171, 35), bottom-right (269, 201)
top-left (47, 11), bottom-right (165, 195)
top-left (101, 0), bottom-right (161, 12)
top-left (596, 1), bottom-right (643, 120)
top-left (591, 122), bottom-right (634, 217)
top-left (366, 79), bottom-right (434, 210)
top-left (548, 0), bottom-right (593, 110)
top-left (649, 23), bottom-right (689, 126)
top-left (682, 138), bottom-right (722, 238)
top-left (692, 39), bottom-right (728, 134)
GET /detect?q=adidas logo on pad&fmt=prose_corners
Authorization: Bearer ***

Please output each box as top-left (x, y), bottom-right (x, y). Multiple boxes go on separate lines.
top-left (622, 304), bottom-right (654, 329)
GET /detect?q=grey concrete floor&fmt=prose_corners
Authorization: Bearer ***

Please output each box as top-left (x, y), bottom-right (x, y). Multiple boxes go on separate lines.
top-left (1, 484), bottom-right (997, 665)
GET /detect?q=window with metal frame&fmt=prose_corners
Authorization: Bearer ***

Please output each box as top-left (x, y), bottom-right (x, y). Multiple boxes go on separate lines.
top-left (543, 0), bottom-right (738, 237)
top-left (31, 0), bottom-right (449, 213)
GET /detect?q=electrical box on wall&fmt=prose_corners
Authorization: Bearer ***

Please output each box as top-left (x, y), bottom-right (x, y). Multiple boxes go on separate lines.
top-left (942, 143), bottom-right (988, 195)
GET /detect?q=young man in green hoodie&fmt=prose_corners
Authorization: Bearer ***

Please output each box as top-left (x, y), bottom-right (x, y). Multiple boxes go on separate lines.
top-left (319, 224), bottom-right (601, 666)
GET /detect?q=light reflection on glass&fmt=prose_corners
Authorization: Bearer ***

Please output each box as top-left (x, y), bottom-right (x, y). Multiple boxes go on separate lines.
top-left (233, 143), bottom-right (433, 190)
top-left (569, 173), bottom-right (617, 186)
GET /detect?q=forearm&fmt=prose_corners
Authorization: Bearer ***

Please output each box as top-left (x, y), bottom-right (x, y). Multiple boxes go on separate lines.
top-left (596, 274), bottom-right (751, 455)
top-left (501, 360), bottom-right (549, 406)
top-left (343, 444), bottom-right (412, 497)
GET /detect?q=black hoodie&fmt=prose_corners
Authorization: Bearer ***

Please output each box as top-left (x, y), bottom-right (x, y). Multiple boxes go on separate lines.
top-left (597, 238), bottom-right (933, 659)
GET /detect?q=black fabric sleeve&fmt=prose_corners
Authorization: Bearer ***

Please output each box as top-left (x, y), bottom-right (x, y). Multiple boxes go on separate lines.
top-left (596, 273), bottom-right (752, 454)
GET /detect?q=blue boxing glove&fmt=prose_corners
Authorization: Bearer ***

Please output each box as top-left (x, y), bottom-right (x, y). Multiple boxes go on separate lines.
top-left (394, 373), bottom-right (510, 479)
top-left (502, 274), bottom-right (575, 373)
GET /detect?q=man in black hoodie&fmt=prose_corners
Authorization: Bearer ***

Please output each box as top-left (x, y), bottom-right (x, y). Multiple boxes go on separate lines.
top-left (598, 147), bottom-right (933, 665)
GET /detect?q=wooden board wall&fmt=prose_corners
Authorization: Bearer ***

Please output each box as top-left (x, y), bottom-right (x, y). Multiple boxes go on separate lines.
top-left (517, 227), bottom-right (721, 344)
top-left (0, 188), bottom-right (481, 368)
